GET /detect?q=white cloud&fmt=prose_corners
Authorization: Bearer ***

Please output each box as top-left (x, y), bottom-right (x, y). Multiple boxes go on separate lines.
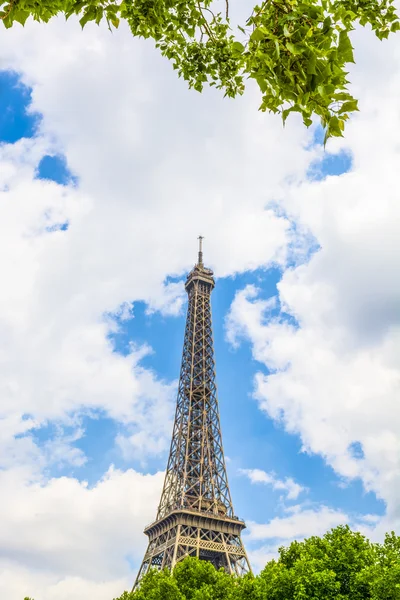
top-left (246, 504), bottom-right (350, 571)
top-left (42, 425), bottom-right (87, 468)
top-left (0, 17), bottom-right (317, 274)
top-left (240, 468), bottom-right (306, 500)
top-left (0, 15), bottom-right (316, 448)
top-left (0, 568), bottom-right (129, 600)
top-left (227, 282), bottom-right (400, 525)
top-left (225, 23), bottom-right (400, 542)
top-left (0, 13), bottom-right (318, 598)
top-left (0, 465), bottom-right (163, 600)
top-left (1, 8), bottom-right (399, 599)
top-left (0, 134), bottom-right (178, 457)
top-left (247, 504), bottom-right (348, 542)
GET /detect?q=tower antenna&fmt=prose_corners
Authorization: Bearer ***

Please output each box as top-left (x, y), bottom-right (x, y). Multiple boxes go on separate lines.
top-left (198, 235), bottom-right (204, 266)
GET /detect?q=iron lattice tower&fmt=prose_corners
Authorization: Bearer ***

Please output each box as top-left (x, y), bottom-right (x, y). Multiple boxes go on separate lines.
top-left (134, 238), bottom-right (251, 587)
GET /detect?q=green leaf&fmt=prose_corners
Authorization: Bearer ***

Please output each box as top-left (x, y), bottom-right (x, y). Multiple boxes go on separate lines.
top-left (232, 41), bottom-right (245, 53)
top-left (322, 16), bottom-right (331, 33)
top-left (333, 92), bottom-right (351, 101)
top-left (286, 42), bottom-right (304, 55)
top-left (14, 9), bottom-right (30, 26)
top-left (79, 7), bottom-right (96, 28)
top-left (255, 77), bottom-right (269, 93)
top-left (323, 84), bottom-right (335, 95)
top-left (339, 99), bottom-right (359, 113)
top-left (301, 92), bottom-right (310, 105)
top-left (110, 15), bottom-right (120, 28)
top-left (282, 106), bottom-right (298, 124)
top-left (95, 6), bottom-right (103, 26)
top-left (283, 24), bottom-right (291, 37)
top-left (72, 1), bottom-right (87, 14)
top-left (307, 53), bottom-right (317, 75)
top-left (1, 13), bottom-right (13, 28)
top-left (338, 30), bottom-right (355, 63)
top-left (251, 27), bottom-right (265, 42)
top-left (328, 115), bottom-right (344, 137)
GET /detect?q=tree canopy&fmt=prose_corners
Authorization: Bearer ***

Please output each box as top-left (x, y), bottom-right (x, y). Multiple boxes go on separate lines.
top-left (1, 0), bottom-right (399, 142)
top-left (109, 525), bottom-right (400, 600)
top-left (22, 526), bottom-right (400, 599)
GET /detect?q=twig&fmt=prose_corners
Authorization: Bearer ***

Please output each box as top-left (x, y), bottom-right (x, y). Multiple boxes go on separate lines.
top-left (197, 2), bottom-right (216, 42)
top-left (252, 0), bottom-right (270, 23)
top-left (226, 0), bottom-right (229, 19)
top-left (1, 0), bottom-right (14, 20)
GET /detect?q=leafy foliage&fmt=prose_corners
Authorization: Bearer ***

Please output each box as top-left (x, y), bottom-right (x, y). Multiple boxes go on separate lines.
top-left (109, 526), bottom-right (400, 600)
top-left (1, 0), bottom-right (399, 140)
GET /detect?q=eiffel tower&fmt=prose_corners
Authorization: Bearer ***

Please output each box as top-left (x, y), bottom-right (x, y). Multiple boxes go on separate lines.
top-left (134, 238), bottom-right (251, 586)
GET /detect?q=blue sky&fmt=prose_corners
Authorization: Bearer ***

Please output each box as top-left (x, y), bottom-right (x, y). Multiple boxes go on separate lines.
top-left (1, 68), bottom-right (383, 522)
top-left (1, 18), bottom-right (399, 600)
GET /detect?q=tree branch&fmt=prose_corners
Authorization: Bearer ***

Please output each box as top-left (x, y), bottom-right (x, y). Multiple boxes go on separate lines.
top-left (1, 0), bottom-right (14, 20)
top-left (197, 3), bottom-right (216, 42)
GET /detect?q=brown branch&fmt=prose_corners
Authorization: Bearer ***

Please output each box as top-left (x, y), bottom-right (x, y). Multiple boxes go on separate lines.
top-left (1, 0), bottom-right (14, 20)
top-left (225, 0), bottom-right (229, 20)
top-left (197, 2), bottom-right (216, 42)
top-left (252, 0), bottom-right (270, 23)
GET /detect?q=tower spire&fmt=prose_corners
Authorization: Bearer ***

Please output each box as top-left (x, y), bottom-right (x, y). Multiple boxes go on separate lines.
top-left (197, 235), bottom-right (204, 267)
top-left (134, 242), bottom-right (251, 587)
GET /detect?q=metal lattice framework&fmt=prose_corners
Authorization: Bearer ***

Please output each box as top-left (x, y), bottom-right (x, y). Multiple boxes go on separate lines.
top-left (134, 239), bottom-right (251, 587)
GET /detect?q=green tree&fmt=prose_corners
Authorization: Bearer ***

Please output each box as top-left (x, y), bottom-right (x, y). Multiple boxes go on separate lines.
top-left (363, 531), bottom-right (400, 600)
top-left (258, 525), bottom-right (374, 600)
top-left (113, 592), bottom-right (135, 600)
top-left (173, 557), bottom-right (235, 600)
top-left (1, 0), bottom-right (399, 142)
top-left (121, 569), bottom-right (184, 600)
top-left (113, 559), bottom-right (237, 600)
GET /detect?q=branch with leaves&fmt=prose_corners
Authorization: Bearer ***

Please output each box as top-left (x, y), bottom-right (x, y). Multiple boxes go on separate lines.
top-left (1, 0), bottom-right (399, 141)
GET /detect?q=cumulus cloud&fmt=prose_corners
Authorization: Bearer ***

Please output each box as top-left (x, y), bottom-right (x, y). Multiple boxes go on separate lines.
top-left (1, 7), bottom-right (399, 599)
top-left (225, 23), bottom-right (400, 542)
top-left (0, 15), bottom-right (316, 450)
top-left (240, 468), bottom-right (306, 500)
top-left (247, 504), bottom-right (349, 542)
top-left (245, 504), bottom-right (350, 571)
top-left (227, 281), bottom-right (400, 528)
top-left (0, 465), bottom-right (163, 599)
top-left (0, 12), bottom-right (318, 599)
top-left (0, 569), bottom-right (129, 600)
